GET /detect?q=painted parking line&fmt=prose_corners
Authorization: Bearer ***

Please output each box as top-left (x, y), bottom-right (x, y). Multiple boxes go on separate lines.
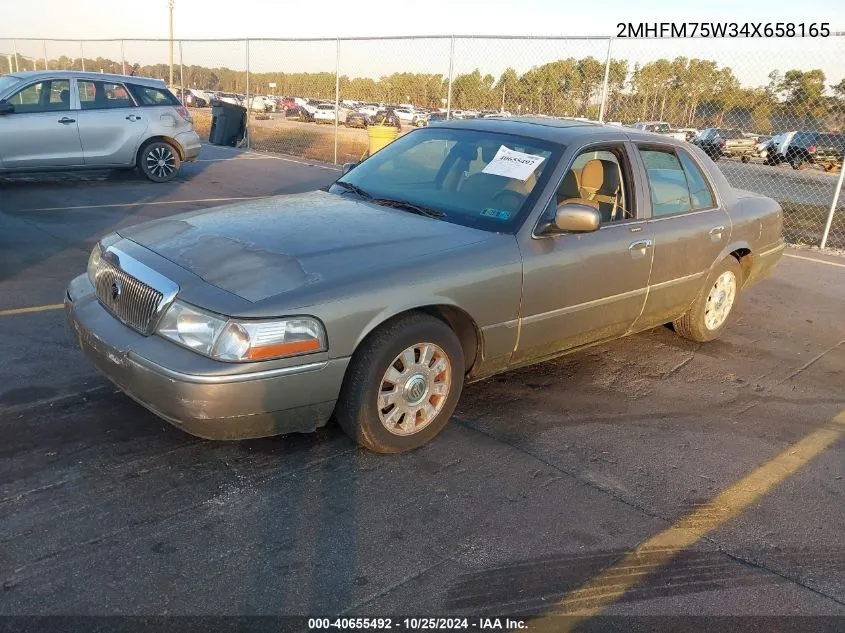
top-left (0, 304), bottom-right (64, 317)
top-left (20, 195), bottom-right (270, 213)
top-left (202, 143), bottom-right (342, 171)
top-left (785, 253), bottom-right (845, 269)
top-left (531, 409), bottom-right (845, 632)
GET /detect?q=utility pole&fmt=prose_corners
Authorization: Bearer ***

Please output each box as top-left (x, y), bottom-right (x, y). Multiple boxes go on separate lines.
top-left (168, 0), bottom-right (175, 87)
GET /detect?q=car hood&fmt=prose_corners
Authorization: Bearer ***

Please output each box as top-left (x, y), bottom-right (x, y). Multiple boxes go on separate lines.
top-left (118, 190), bottom-right (493, 303)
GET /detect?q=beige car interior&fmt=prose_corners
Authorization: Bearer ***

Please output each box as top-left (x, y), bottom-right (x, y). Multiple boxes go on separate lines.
top-left (557, 152), bottom-right (632, 222)
top-left (455, 143), bottom-right (543, 212)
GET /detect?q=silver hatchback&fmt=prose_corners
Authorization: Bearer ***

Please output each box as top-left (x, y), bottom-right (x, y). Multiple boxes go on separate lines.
top-left (0, 71), bottom-right (201, 182)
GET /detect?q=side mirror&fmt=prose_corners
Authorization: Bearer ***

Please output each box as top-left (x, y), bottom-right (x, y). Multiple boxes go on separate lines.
top-left (0, 101), bottom-right (14, 115)
top-left (342, 161), bottom-right (358, 175)
top-left (554, 202), bottom-right (601, 233)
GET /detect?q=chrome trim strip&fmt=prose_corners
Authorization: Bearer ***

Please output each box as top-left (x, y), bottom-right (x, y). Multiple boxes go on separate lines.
top-left (648, 270), bottom-right (706, 290)
top-left (481, 319), bottom-right (518, 331)
top-left (128, 355), bottom-right (329, 384)
top-left (521, 287), bottom-right (647, 326)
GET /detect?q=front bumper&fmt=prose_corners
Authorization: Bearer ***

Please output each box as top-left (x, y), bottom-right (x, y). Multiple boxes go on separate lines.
top-left (175, 130), bottom-right (202, 162)
top-left (65, 274), bottom-right (349, 440)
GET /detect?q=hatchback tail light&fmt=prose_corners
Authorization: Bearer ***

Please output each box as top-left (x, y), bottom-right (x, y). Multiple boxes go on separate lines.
top-left (720, 139), bottom-right (727, 147)
top-left (175, 106), bottom-right (192, 122)
top-left (808, 144), bottom-right (816, 154)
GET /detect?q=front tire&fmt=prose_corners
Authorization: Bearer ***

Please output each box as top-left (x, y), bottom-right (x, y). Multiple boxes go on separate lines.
top-left (139, 141), bottom-right (181, 183)
top-left (335, 313), bottom-right (465, 453)
top-left (673, 257), bottom-right (743, 343)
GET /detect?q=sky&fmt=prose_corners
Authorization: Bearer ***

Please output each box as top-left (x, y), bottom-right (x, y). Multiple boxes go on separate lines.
top-left (1, 0), bottom-right (843, 88)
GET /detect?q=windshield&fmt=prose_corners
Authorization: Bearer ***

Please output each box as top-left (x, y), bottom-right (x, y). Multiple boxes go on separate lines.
top-left (0, 75), bottom-right (22, 96)
top-left (330, 127), bottom-right (562, 232)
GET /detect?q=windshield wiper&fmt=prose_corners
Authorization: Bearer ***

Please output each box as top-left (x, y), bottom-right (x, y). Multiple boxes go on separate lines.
top-left (333, 180), bottom-right (373, 199)
top-left (372, 198), bottom-right (445, 219)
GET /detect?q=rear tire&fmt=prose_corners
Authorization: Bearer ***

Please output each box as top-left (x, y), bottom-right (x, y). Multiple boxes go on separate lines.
top-left (335, 313), bottom-right (465, 454)
top-left (673, 257), bottom-right (743, 343)
top-left (138, 140), bottom-right (181, 183)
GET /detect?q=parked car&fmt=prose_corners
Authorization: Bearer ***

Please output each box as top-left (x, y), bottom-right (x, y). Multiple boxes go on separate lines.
top-left (313, 102), bottom-right (351, 124)
top-left (692, 128), bottom-right (757, 161)
top-left (631, 121), bottom-right (687, 142)
top-left (677, 128), bottom-right (699, 142)
top-left (393, 107), bottom-right (417, 123)
top-left (66, 117), bottom-right (783, 453)
top-left (774, 131), bottom-right (845, 170)
top-left (181, 88), bottom-right (210, 108)
top-left (345, 110), bottom-right (370, 128)
top-left (426, 111), bottom-right (448, 125)
top-left (0, 70), bottom-right (200, 182)
top-left (370, 108), bottom-right (401, 129)
top-left (411, 112), bottom-right (428, 127)
top-left (283, 104), bottom-right (314, 122)
top-left (214, 92), bottom-right (242, 106)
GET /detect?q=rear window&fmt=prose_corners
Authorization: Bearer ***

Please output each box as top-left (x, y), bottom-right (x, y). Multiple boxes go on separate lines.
top-left (78, 80), bottom-right (134, 110)
top-left (127, 84), bottom-right (180, 106)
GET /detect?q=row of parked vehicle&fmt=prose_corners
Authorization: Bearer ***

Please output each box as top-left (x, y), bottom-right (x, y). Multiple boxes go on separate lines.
top-left (630, 120), bottom-right (843, 171)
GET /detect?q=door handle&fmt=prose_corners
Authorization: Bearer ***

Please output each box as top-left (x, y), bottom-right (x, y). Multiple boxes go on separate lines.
top-left (125, 114), bottom-right (142, 122)
top-left (709, 225), bottom-right (725, 241)
top-left (58, 117), bottom-right (75, 124)
top-left (629, 239), bottom-right (653, 259)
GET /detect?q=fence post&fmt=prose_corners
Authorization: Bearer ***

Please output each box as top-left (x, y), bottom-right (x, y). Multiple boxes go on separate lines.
top-left (179, 41), bottom-right (184, 105)
top-left (446, 35), bottom-right (455, 119)
top-left (820, 150), bottom-right (845, 249)
top-left (121, 40), bottom-right (126, 75)
top-left (80, 41), bottom-right (85, 71)
top-left (43, 40), bottom-right (48, 70)
top-left (13, 40), bottom-right (19, 72)
top-left (598, 37), bottom-right (612, 123)
top-left (334, 37), bottom-right (340, 165)
top-left (245, 39), bottom-right (250, 150)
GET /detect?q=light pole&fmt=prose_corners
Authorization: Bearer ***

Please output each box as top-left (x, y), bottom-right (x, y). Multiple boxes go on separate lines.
top-left (168, 0), bottom-right (175, 87)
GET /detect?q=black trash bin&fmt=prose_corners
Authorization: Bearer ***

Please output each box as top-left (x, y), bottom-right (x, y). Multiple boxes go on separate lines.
top-left (209, 100), bottom-right (247, 147)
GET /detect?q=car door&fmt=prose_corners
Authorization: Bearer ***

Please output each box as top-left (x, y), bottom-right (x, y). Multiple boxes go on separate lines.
top-left (630, 144), bottom-right (731, 331)
top-left (512, 142), bottom-right (654, 366)
top-left (75, 79), bottom-right (148, 166)
top-left (0, 78), bottom-right (83, 168)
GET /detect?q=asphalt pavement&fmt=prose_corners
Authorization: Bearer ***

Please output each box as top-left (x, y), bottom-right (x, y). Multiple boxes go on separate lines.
top-left (0, 146), bottom-right (843, 630)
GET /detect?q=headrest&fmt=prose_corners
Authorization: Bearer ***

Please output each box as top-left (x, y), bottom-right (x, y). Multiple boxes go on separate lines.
top-left (597, 159), bottom-right (620, 194)
top-left (559, 170), bottom-right (580, 199)
top-left (580, 159), bottom-right (604, 193)
top-left (481, 143), bottom-right (499, 162)
top-left (59, 89), bottom-right (70, 104)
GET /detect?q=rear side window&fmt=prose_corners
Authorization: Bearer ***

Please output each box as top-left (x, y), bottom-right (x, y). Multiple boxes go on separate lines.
top-left (78, 80), bottom-right (135, 109)
top-left (677, 151), bottom-right (715, 210)
top-left (639, 149), bottom-right (692, 216)
top-left (127, 84), bottom-right (180, 106)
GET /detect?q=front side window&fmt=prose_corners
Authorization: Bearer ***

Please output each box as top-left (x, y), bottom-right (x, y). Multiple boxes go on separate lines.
top-left (78, 80), bottom-right (135, 109)
top-left (639, 148), bottom-right (692, 217)
top-left (330, 127), bottom-right (561, 232)
top-left (7, 79), bottom-right (70, 113)
top-left (551, 147), bottom-right (632, 223)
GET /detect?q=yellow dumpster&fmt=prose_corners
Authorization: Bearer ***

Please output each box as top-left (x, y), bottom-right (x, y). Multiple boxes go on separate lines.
top-left (367, 125), bottom-right (398, 156)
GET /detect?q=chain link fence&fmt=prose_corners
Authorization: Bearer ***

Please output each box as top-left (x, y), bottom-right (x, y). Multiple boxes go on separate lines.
top-left (2, 36), bottom-right (844, 248)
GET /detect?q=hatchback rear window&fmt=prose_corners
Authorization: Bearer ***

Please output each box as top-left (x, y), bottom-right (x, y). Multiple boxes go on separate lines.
top-left (127, 84), bottom-right (180, 106)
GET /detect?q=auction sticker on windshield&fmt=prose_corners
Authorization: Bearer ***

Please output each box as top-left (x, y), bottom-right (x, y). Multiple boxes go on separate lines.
top-left (481, 146), bottom-right (546, 181)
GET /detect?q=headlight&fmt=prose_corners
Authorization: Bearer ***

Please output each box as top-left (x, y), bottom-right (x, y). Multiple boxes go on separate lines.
top-left (157, 300), bottom-right (326, 362)
top-left (87, 244), bottom-right (103, 286)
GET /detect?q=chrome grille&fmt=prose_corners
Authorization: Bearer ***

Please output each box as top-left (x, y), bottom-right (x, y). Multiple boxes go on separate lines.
top-left (94, 259), bottom-right (163, 334)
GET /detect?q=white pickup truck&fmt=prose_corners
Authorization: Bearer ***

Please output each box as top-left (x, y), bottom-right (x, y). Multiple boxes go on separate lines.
top-left (631, 121), bottom-right (688, 142)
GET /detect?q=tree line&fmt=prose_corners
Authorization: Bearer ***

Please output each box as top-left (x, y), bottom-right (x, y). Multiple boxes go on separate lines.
top-left (2, 52), bottom-right (842, 133)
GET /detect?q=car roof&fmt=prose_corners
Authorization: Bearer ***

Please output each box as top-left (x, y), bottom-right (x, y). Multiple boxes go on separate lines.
top-left (431, 116), bottom-right (689, 147)
top-left (6, 70), bottom-right (167, 88)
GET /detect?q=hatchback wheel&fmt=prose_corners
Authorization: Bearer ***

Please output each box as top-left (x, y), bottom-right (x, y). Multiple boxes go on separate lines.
top-left (139, 141), bottom-right (181, 183)
top-left (673, 256), bottom-right (743, 342)
top-left (335, 312), bottom-right (464, 453)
